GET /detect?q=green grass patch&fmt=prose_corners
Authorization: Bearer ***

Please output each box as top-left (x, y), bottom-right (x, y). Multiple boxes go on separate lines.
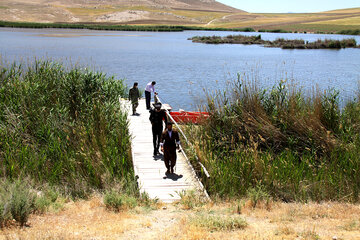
top-left (0, 60), bottom-right (135, 198)
top-left (190, 214), bottom-right (247, 231)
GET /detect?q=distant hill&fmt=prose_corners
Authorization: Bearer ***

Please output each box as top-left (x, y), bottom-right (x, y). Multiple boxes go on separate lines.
top-left (0, 0), bottom-right (244, 24)
top-left (0, 2), bottom-right (359, 33)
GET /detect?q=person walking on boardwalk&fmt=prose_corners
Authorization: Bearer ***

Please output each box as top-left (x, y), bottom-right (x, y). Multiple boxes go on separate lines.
top-left (145, 81), bottom-right (157, 110)
top-left (129, 82), bottom-right (140, 115)
top-left (149, 102), bottom-right (167, 156)
top-left (160, 122), bottom-right (180, 174)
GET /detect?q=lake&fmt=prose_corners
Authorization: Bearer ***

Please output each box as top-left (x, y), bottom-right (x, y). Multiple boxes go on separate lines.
top-left (1, 28), bottom-right (360, 110)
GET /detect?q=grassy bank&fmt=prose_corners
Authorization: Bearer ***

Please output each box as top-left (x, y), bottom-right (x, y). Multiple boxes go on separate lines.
top-left (0, 21), bottom-right (254, 32)
top-left (185, 77), bottom-right (360, 202)
top-left (190, 34), bottom-right (359, 49)
top-left (0, 60), bottom-right (135, 197)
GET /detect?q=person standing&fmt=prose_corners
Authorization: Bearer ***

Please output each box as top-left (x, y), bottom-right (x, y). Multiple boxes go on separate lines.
top-left (128, 82), bottom-right (140, 115)
top-left (145, 81), bottom-right (157, 110)
top-left (160, 122), bottom-right (180, 174)
top-left (149, 102), bottom-right (167, 156)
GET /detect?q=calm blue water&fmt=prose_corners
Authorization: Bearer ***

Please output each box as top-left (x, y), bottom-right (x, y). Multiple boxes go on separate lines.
top-left (1, 28), bottom-right (360, 110)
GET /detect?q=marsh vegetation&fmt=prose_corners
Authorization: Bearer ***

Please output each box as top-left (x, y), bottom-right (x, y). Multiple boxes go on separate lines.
top-left (0, 60), bottom-right (139, 226)
top-left (190, 34), bottom-right (359, 49)
top-left (185, 75), bottom-right (360, 202)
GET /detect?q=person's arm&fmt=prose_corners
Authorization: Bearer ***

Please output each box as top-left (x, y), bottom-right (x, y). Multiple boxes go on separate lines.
top-left (162, 111), bottom-right (167, 126)
top-left (151, 85), bottom-right (158, 95)
top-left (175, 131), bottom-right (180, 149)
top-left (160, 131), bottom-right (165, 152)
top-left (128, 89), bottom-right (132, 101)
top-left (137, 89), bottom-right (140, 99)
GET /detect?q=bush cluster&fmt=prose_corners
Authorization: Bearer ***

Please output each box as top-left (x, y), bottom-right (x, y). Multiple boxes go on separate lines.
top-left (0, 180), bottom-right (36, 227)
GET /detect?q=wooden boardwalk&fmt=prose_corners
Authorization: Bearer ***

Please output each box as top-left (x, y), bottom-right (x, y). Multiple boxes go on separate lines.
top-left (122, 98), bottom-right (207, 202)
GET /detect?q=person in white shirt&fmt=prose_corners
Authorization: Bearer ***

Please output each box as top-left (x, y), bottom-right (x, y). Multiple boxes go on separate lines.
top-left (144, 81), bottom-right (157, 110)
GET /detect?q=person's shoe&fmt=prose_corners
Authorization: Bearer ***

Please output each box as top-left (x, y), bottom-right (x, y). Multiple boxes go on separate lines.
top-left (165, 169), bottom-right (170, 175)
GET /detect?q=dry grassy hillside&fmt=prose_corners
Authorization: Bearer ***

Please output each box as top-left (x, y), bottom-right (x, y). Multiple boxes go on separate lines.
top-left (207, 7), bottom-right (360, 32)
top-left (0, 0), bottom-right (359, 32)
top-left (0, 0), bottom-right (242, 24)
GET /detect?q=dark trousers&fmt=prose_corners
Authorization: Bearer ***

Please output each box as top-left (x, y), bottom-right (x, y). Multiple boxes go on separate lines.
top-left (164, 146), bottom-right (177, 170)
top-left (132, 102), bottom-right (138, 114)
top-left (145, 91), bottom-right (151, 109)
top-left (152, 125), bottom-right (162, 153)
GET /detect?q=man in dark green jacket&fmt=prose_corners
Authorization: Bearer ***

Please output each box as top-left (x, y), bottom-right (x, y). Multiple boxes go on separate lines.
top-left (129, 82), bottom-right (140, 115)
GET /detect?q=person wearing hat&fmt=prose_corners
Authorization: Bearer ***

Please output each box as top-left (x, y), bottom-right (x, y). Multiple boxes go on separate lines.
top-left (149, 102), bottom-right (167, 156)
top-left (160, 121), bottom-right (180, 174)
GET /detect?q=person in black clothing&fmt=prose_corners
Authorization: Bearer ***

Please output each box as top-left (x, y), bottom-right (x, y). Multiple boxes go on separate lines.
top-left (149, 102), bottom-right (167, 156)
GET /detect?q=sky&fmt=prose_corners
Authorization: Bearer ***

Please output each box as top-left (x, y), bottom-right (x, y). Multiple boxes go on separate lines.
top-left (216, 0), bottom-right (360, 13)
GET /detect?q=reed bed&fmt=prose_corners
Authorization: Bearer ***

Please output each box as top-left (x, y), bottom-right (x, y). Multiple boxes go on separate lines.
top-left (185, 76), bottom-right (360, 202)
top-left (0, 60), bottom-right (135, 198)
top-left (190, 34), bottom-right (359, 49)
top-left (0, 21), bottom-right (254, 32)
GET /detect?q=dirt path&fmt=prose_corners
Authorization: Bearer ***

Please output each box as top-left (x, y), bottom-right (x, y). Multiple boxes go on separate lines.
top-left (206, 13), bottom-right (237, 25)
top-left (120, 205), bottom-right (182, 240)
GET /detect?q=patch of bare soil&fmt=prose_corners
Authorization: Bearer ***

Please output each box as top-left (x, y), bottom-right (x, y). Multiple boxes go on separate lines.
top-left (1, 197), bottom-right (360, 240)
top-left (95, 10), bottom-right (150, 22)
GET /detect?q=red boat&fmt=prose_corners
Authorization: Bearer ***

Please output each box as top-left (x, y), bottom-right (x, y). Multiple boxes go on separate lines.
top-left (169, 111), bottom-right (209, 124)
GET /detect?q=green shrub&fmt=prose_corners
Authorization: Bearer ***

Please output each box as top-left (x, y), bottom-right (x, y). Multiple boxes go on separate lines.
top-left (191, 214), bottom-right (247, 231)
top-left (177, 190), bottom-right (206, 210)
top-left (246, 185), bottom-right (271, 208)
top-left (34, 188), bottom-right (59, 214)
top-left (103, 190), bottom-right (138, 212)
top-left (104, 190), bottom-right (123, 212)
top-left (0, 180), bottom-right (37, 227)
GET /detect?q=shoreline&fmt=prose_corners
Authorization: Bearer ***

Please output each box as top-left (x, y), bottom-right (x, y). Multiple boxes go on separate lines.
top-left (0, 20), bottom-right (359, 35)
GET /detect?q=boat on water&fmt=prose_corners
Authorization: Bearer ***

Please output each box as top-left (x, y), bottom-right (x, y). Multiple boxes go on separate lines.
top-left (153, 96), bottom-right (209, 124)
top-left (169, 111), bottom-right (209, 124)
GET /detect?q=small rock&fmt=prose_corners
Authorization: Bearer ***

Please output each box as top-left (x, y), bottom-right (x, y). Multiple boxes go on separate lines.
top-left (332, 236), bottom-right (338, 240)
top-left (162, 206), bottom-right (167, 210)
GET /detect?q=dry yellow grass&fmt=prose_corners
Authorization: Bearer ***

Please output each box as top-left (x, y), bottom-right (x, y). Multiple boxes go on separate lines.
top-left (208, 10), bottom-right (360, 29)
top-left (1, 197), bottom-right (360, 240)
top-left (323, 8), bottom-right (360, 14)
top-left (309, 16), bottom-right (360, 25)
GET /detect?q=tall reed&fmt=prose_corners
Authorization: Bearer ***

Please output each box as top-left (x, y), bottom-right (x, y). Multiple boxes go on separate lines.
top-left (185, 75), bottom-right (360, 202)
top-left (0, 60), bottom-right (135, 198)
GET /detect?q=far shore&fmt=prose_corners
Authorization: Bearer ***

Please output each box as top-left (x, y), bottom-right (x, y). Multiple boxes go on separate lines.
top-left (0, 20), bottom-right (359, 35)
